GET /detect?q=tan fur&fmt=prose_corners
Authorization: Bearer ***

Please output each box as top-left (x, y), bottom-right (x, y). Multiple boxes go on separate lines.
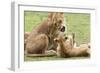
top-left (54, 34), bottom-right (90, 58)
top-left (25, 12), bottom-right (66, 56)
top-left (24, 32), bottom-right (30, 40)
top-left (24, 32), bottom-right (30, 50)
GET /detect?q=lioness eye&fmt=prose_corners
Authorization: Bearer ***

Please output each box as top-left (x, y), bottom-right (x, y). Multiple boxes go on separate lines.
top-left (55, 23), bottom-right (57, 26)
top-left (58, 20), bottom-right (62, 24)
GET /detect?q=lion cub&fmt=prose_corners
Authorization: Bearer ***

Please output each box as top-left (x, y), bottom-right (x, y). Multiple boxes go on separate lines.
top-left (54, 34), bottom-right (90, 58)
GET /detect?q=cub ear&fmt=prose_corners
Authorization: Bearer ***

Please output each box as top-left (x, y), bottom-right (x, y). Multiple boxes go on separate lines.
top-left (72, 33), bottom-right (75, 39)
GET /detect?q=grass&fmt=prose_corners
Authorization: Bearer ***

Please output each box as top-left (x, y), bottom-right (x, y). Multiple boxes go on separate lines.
top-left (24, 11), bottom-right (90, 61)
top-left (65, 13), bottom-right (90, 45)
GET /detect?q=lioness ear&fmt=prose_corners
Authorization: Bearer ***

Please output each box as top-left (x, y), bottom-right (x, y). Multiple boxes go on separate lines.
top-left (60, 12), bottom-right (64, 15)
top-left (59, 12), bottom-right (64, 16)
top-left (48, 13), bottom-right (52, 17)
top-left (48, 13), bottom-right (54, 20)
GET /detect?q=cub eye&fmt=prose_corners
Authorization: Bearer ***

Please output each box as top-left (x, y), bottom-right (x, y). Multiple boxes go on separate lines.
top-left (54, 38), bottom-right (59, 42)
top-left (65, 36), bottom-right (68, 40)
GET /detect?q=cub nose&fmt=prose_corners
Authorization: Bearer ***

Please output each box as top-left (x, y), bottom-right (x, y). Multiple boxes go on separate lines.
top-left (60, 26), bottom-right (65, 32)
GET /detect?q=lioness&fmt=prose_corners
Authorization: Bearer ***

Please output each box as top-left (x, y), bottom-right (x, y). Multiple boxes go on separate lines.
top-left (25, 12), bottom-right (67, 56)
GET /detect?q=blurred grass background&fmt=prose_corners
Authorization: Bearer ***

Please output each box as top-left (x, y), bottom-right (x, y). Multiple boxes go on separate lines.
top-left (24, 11), bottom-right (90, 61)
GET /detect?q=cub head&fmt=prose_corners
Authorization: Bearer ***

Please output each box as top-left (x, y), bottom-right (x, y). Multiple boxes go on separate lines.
top-left (65, 33), bottom-right (75, 48)
top-left (54, 33), bottom-right (75, 49)
top-left (54, 36), bottom-right (67, 44)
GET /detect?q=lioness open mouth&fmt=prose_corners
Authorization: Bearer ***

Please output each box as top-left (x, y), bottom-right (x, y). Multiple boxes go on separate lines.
top-left (60, 26), bottom-right (65, 32)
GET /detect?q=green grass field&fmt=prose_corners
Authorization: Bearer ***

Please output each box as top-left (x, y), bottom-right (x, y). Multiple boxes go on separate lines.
top-left (24, 11), bottom-right (90, 61)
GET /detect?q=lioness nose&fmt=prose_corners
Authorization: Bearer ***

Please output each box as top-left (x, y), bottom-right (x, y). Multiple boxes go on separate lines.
top-left (60, 26), bottom-right (65, 32)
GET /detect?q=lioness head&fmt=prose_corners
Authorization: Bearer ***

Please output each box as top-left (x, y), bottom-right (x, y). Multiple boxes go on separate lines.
top-left (47, 12), bottom-right (67, 50)
top-left (48, 12), bottom-right (66, 34)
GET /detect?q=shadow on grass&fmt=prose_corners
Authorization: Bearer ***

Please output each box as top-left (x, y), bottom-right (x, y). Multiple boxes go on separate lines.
top-left (24, 55), bottom-right (90, 61)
